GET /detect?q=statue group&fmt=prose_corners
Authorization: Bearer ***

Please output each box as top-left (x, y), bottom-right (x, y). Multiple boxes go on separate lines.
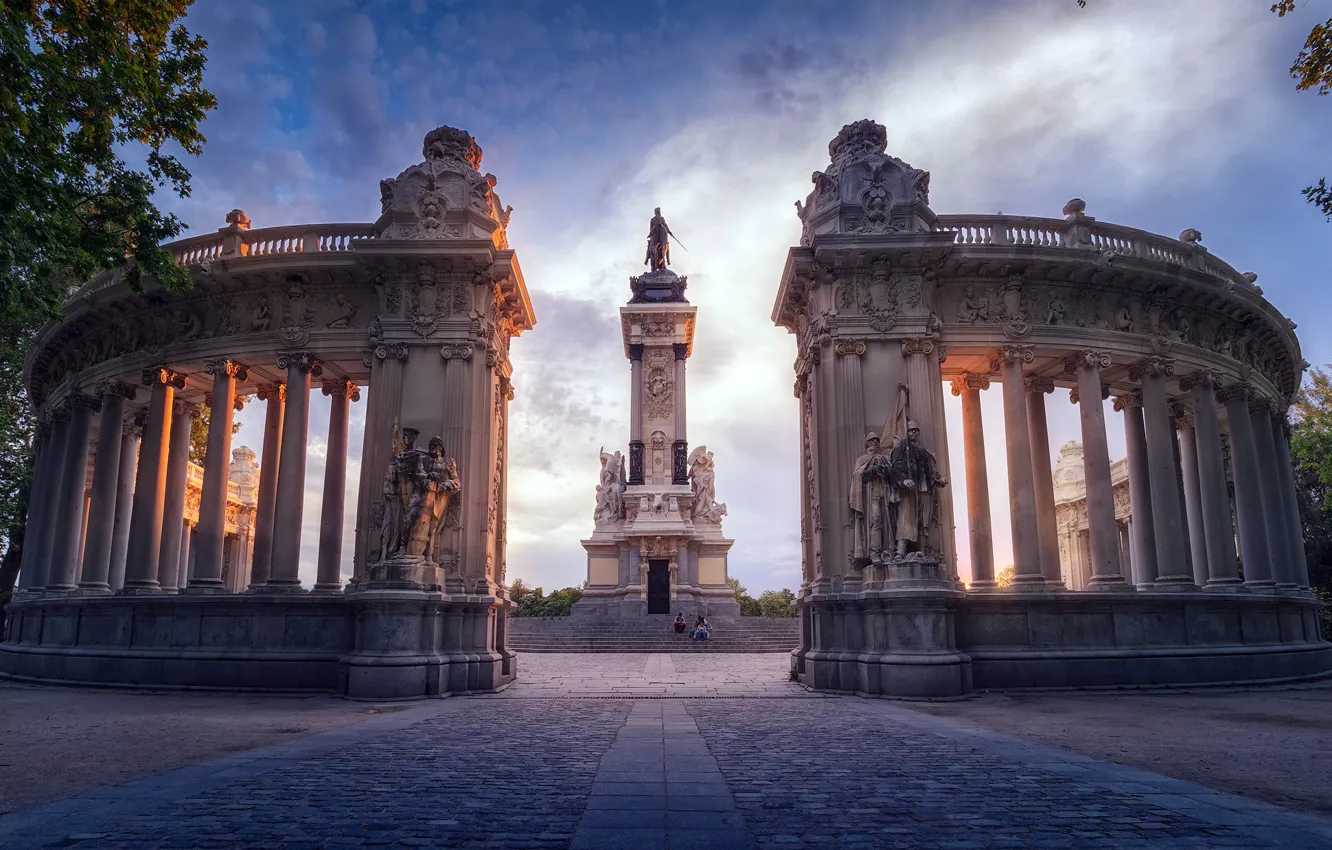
top-left (849, 386), bottom-right (947, 565)
top-left (378, 427), bottom-right (462, 566)
top-left (594, 449), bottom-right (626, 523)
top-left (687, 446), bottom-right (727, 523)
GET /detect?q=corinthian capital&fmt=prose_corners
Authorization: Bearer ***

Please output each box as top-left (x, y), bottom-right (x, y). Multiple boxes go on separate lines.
top-left (142, 367), bottom-right (186, 389)
top-left (1178, 369), bottom-right (1220, 392)
top-left (322, 379), bottom-right (361, 402)
top-left (1063, 350), bottom-right (1112, 374)
top-left (834, 338), bottom-right (868, 358)
top-left (256, 383), bottom-right (286, 403)
top-left (204, 359), bottom-right (249, 381)
top-left (276, 352), bottom-right (323, 376)
top-left (1024, 376), bottom-right (1055, 394)
top-left (949, 373), bottom-right (991, 396)
top-left (989, 344), bottom-right (1034, 371)
top-left (1111, 392), bottom-right (1143, 412)
top-left (1128, 356), bottom-right (1175, 381)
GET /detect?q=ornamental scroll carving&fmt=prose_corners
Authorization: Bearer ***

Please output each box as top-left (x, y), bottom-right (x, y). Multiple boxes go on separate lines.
top-left (643, 350), bottom-right (673, 419)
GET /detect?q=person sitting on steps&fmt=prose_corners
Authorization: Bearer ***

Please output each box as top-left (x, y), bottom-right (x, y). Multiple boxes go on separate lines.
top-left (673, 613), bottom-right (687, 634)
top-left (692, 616), bottom-right (710, 642)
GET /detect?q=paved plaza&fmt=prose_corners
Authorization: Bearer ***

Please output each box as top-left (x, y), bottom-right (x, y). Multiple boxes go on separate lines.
top-left (2, 653), bottom-right (1332, 848)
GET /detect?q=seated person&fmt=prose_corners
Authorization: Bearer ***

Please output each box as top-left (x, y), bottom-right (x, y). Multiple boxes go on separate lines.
top-left (692, 617), bottom-right (710, 641)
top-left (673, 613), bottom-right (687, 633)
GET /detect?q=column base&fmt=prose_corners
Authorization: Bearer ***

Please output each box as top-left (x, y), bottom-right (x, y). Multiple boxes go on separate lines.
top-left (968, 580), bottom-right (999, 591)
top-left (117, 584), bottom-right (164, 595)
top-left (181, 585), bottom-right (230, 596)
top-left (253, 581), bottom-right (309, 595)
top-left (311, 584), bottom-right (344, 595)
top-left (1151, 578), bottom-right (1200, 592)
top-left (1203, 579), bottom-right (1248, 593)
top-left (42, 584), bottom-right (77, 593)
top-left (1083, 576), bottom-right (1133, 592)
top-left (73, 584), bottom-right (112, 596)
top-left (1243, 581), bottom-right (1281, 594)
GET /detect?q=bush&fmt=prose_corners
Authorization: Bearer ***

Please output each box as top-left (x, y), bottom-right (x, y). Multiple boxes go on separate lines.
top-left (507, 579), bottom-right (582, 617)
top-left (757, 589), bottom-right (798, 618)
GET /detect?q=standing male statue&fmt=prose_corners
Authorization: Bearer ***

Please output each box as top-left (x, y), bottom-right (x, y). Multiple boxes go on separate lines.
top-left (645, 207), bottom-right (675, 271)
top-left (849, 432), bottom-right (892, 566)
top-left (888, 420), bottom-right (948, 556)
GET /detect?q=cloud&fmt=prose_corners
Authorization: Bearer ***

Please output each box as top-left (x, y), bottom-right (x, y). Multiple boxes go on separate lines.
top-left (186, 0), bottom-right (1327, 593)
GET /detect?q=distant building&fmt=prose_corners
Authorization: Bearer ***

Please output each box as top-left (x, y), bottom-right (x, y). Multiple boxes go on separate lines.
top-left (1052, 441), bottom-right (1133, 589)
top-left (181, 446), bottom-right (259, 593)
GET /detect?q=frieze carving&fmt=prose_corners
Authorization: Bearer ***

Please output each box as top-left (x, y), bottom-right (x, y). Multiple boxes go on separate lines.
top-left (998, 278), bottom-right (1032, 339)
top-left (643, 321), bottom-right (674, 337)
top-left (643, 350), bottom-right (674, 419)
top-left (278, 277), bottom-right (316, 346)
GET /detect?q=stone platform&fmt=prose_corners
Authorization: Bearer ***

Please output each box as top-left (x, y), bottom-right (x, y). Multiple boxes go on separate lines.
top-left (0, 590), bottom-right (515, 699)
top-left (4, 654), bottom-right (1332, 848)
top-left (507, 615), bottom-right (799, 653)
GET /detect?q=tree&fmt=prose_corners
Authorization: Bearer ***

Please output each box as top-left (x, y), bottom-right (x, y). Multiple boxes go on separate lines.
top-left (1291, 366), bottom-right (1332, 599)
top-left (0, 2), bottom-right (215, 584)
top-left (189, 399), bottom-right (248, 465)
top-left (757, 588), bottom-right (798, 618)
top-left (1077, 2), bottom-right (1332, 219)
top-left (728, 577), bottom-right (761, 617)
top-left (995, 566), bottom-right (1016, 589)
top-left (506, 579), bottom-right (583, 617)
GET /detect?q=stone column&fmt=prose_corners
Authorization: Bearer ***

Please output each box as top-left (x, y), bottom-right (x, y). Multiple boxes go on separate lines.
top-left (177, 520), bottom-right (192, 589)
top-left (78, 382), bottom-right (137, 591)
top-left (1174, 407), bottom-right (1210, 587)
top-left (1131, 358), bottom-right (1192, 588)
top-left (108, 416), bottom-right (142, 591)
top-left (951, 374), bottom-right (995, 587)
top-left (903, 337), bottom-right (953, 570)
top-left (46, 394), bottom-right (98, 590)
top-left (992, 345), bottom-right (1042, 584)
top-left (17, 423), bottom-right (54, 590)
top-left (836, 340), bottom-right (868, 506)
top-left (1068, 350), bottom-right (1125, 588)
top-left (266, 352), bottom-right (320, 591)
top-left (190, 359), bottom-right (247, 593)
top-left (1179, 371), bottom-right (1240, 588)
top-left (1025, 376), bottom-right (1061, 585)
top-left (315, 379), bottom-right (358, 592)
top-left (1270, 412), bottom-right (1311, 588)
top-left (1113, 392), bottom-right (1156, 586)
top-left (29, 413), bottom-right (72, 590)
top-left (249, 383), bottom-right (284, 588)
top-left (1218, 384), bottom-right (1273, 588)
top-left (1250, 397), bottom-right (1293, 588)
top-left (122, 368), bottom-right (184, 592)
top-left (157, 399), bottom-right (199, 592)
top-left (628, 343), bottom-right (644, 485)
top-left (672, 342), bottom-right (689, 485)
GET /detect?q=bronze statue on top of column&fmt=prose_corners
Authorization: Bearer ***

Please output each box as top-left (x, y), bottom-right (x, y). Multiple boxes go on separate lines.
top-left (645, 207), bottom-right (676, 271)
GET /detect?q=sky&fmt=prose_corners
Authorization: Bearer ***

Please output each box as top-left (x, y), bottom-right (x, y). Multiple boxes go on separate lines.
top-left (160, 0), bottom-right (1332, 593)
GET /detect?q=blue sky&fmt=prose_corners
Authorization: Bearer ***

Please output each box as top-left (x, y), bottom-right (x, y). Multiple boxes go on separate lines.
top-left (161, 0), bottom-right (1332, 592)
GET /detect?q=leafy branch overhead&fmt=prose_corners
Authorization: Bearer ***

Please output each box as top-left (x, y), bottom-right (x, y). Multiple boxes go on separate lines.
top-left (1077, 1), bottom-right (1332, 220)
top-left (0, 1), bottom-right (217, 328)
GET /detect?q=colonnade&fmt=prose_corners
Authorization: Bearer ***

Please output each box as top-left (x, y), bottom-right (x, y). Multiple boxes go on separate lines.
top-left (16, 356), bottom-right (361, 596)
top-left (952, 348), bottom-right (1309, 592)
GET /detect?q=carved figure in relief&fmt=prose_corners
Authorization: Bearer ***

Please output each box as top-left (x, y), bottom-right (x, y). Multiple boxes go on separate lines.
top-left (377, 428), bottom-right (429, 561)
top-left (419, 438), bottom-right (461, 564)
top-left (957, 286), bottom-right (988, 324)
top-left (687, 446), bottom-right (727, 523)
top-left (888, 421), bottom-right (947, 557)
top-left (1045, 296), bottom-right (1066, 325)
top-left (594, 449), bottom-right (626, 524)
top-left (644, 207), bottom-right (677, 271)
top-left (328, 293), bottom-right (358, 329)
top-left (1112, 300), bottom-right (1133, 332)
top-left (849, 432), bottom-right (892, 566)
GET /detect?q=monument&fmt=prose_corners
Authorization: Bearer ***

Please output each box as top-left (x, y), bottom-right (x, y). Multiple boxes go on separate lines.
top-left (573, 211), bottom-right (739, 619)
top-left (774, 118), bottom-right (1329, 697)
top-left (1, 126), bottom-right (536, 699)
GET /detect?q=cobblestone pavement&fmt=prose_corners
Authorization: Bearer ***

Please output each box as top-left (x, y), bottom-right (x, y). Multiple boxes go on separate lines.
top-left (2, 653), bottom-right (1331, 848)
top-left (497, 652), bottom-right (810, 699)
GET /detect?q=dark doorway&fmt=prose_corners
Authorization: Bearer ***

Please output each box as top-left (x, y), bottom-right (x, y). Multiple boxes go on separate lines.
top-left (647, 559), bottom-right (671, 614)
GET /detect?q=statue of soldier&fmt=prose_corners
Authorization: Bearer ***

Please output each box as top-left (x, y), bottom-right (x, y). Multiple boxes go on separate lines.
top-left (887, 420), bottom-right (948, 556)
top-left (848, 431), bottom-right (892, 566)
top-left (644, 207), bottom-right (674, 271)
top-left (393, 427), bottom-right (430, 556)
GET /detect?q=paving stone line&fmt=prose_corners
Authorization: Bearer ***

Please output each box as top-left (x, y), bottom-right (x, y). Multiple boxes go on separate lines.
top-left (570, 656), bottom-right (754, 850)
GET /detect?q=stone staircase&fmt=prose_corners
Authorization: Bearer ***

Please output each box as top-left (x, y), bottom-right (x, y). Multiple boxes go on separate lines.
top-left (507, 616), bottom-right (800, 653)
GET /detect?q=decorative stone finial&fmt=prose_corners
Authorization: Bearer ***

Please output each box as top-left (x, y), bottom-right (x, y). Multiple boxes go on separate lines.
top-left (1179, 228), bottom-right (1202, 244)
top-left (1242, 272), bottom-right (1258, 285)
top-left (1062, 198), bottom-right (1086, 217)
top-left (828, 119), bottom-right (888, 161)
top-left (422, 126), bottom-right (482, 170)
top-left (225, 209), bottom-right (251, 230)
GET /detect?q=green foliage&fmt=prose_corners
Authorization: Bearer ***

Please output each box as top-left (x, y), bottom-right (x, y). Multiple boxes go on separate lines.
top-left (508, 578), bottom-right (583, 617)
top-left (728, 577), bottom-right (760, 616)
top-left (189, 398), bottom-right (248, 465)
top-left (0, 1), bottom-right (216, 326)
top-left (0, 333), bottom-right (34, 589)
top-left (0, 2), bottom-right (213, 581)
top-left (757, 588), bottom-right (798, 618)
top-left (1292, 366), bottom-right (1332, 597)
